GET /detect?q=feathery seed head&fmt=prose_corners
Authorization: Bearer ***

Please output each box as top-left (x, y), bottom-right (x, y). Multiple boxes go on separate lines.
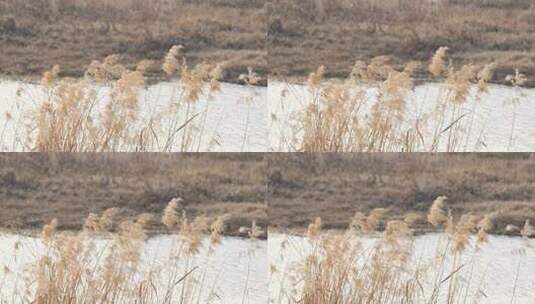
top-left (41, 65), bottom-right (60, 88)
top-left (42, 218), bottom-right (58, 242)
top-left (307, 217), bottom-right (322, 239)
top-left (428, 196), bottom-right (448, 227)
top-left (163, 45), bottom-right (183, 76)
top-left (476, 214), bottom-right (493, 244)
top-left (162, 197), bottom-right (183, 229)
top-left (210, 216), bottom-right (225, 246)
top-left (308, 66), bottom-right (325, 88)
top-left (521, 220), bottom-right (534, 238)
top-left (429, 47), bottom-right (449, 77)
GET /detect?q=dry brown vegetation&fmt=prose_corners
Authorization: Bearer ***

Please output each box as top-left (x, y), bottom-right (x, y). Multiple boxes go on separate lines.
top-left (268, 153), bottom-right (535, 234)
top-left (3, 46), bottom-right (263, 152)
top-left (272, 47), bottom-right (526, 152)
top-left (0, 200), bottom-right (262, 303)
top-left (269, 0), bottom-right (535, 86)
top-left (271, 199), bottom-right (535, 303)
top-left (0, 0), bottom-right (266, 84)
top-left (0, 153), bottom-right (267, 237)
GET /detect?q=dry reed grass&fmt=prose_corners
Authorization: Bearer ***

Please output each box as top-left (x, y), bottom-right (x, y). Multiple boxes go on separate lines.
top-left (0, 198), bottom-right (261, 303)
top-left (271, 196), bottom-right (535, 303)
top-left (273, 47), bottom-right (527, 152)
top-left (2, 46), bottom-right (262, 152)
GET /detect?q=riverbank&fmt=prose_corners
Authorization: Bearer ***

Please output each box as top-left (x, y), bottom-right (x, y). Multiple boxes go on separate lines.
top-left (0, 0), bottom-right (266, 85)
top-left (269, 0), bottom-right (535, 87)
top-left (268, 154), bottom-right (535, 233)
top-left (0, 154), bottom-right (267, 236)
top-left (2, 226), bottom-right (267, 240)
top-left (268, 226), bottom-right (531, 239)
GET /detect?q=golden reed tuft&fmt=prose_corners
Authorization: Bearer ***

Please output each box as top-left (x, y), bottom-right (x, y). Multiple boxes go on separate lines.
top-left (272, 195), bottom-right (532, 304)
top-left (277, 47), bottom-right (526, 152)
top-left (0, 197), bottom-right (259, 303)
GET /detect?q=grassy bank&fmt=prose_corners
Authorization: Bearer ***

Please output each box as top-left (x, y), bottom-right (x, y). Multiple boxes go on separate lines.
top-left (269, 0), bottom-right (535, 87)
top-left (0, 153), bottom-right (267, 237)
top-left (268, 153), bottom-right (535, 234)
top-left (0, 0), bottom-right (266, 84)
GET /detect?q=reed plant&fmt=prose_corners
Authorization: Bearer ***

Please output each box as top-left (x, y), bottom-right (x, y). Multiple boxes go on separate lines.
top-left (2, 46), bottom-right (264, 152)
top-left (0, 198), bottom-right (260, 303)
top-left (270, 196), bottom-right (535, 303)
top-left (272, 47), bottom-right (527, 152)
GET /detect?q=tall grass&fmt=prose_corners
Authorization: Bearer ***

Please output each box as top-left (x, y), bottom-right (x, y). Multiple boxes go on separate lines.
top-left (270, 196), bottom-right (535, 303)
top-left (0, 198), bottom-right (261, 303)
top-left (2, 46), bottom-right (261, 152)
top-left (272, 47), bottom-right (527, 152)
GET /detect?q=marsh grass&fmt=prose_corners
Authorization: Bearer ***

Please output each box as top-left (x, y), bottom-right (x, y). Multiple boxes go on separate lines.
top-left (0, 198), bottom-right (261, 303)
top-left (272, 48), bottom-right (528, 152)
top-left (270, 196), bottom-right (535, 303)
top-left (2, 46), bottom-right (261, 152)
